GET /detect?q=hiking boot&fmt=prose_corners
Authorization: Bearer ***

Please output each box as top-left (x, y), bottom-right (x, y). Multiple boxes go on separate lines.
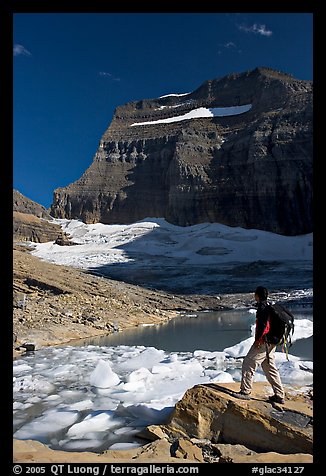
top-left (268, 395), bottom-right (285, 404)
top-left (233, 391), bottom-right (251, 400)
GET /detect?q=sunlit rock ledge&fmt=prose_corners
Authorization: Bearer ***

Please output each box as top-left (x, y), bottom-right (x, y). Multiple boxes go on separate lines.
top-left (141, 382), bottom-right (313, 457)
top-left (13, 382), bottom-right (313, 464)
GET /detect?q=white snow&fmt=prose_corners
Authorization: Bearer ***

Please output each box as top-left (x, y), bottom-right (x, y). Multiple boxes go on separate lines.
top-left (30, 218), bottom-right (312, 271)
top-left (158, 92), bottom-right (190, 98)
top-left (156, 103), bottom-right (191, 110)
top-left (89, 360), bottom-right (120, 388)
top-left (131, 104), bottom-right (252, 126)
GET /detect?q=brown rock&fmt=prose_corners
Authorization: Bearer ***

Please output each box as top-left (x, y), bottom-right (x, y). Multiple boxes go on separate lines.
top-left (157, 382), bottom-right (313, 455)
top-left (13, 211), bottom-right (62, 243)
top-left (13, 189), bottom-right (51, 219)
top-left (13, 439), bottom-right (201, 464)
top-left (171, 438), bottom-right (204, 462)
top-left (13, 247), bottom-right (227, 349)
top-left (212, 443), bottom-right (312, 463)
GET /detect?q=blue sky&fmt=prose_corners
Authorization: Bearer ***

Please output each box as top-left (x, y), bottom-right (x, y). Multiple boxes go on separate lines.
top-left (13, 12), bottom-right (313, 209)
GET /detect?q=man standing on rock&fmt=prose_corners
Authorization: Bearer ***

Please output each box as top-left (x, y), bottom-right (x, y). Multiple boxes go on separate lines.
top-left (233, 286), bottom-right (285, 404)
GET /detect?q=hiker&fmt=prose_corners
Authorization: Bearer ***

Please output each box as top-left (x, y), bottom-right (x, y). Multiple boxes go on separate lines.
top-left (233, 286), bottom-right (285, 404)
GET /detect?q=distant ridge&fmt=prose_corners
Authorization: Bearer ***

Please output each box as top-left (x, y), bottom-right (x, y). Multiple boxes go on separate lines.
top-left (13, 190), bottom-right (62, 243)
top-left (13, 189), bottom-right (51, 219)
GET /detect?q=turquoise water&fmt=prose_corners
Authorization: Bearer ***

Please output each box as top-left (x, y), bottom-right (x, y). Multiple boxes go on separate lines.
top-left (74, 306), bottom-right (313, 360)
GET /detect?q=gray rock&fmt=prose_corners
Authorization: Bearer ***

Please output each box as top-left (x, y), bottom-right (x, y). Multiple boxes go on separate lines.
top-left (13, 189), bottom-right (52, 219)
top-left (21, 343), bottom-right (36, 352)
top-left (50, 67), bottom-right (312, 235)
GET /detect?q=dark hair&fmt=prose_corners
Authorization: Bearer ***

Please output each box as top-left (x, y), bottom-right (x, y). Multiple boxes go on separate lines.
top-left (255, 286), bottom-right (268, 300)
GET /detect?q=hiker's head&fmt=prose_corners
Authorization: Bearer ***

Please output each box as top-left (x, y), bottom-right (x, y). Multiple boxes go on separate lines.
top-left (255, 286), bottom-right (268, 301)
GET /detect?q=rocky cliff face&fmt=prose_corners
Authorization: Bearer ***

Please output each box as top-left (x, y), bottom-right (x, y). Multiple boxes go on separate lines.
top-left (14, 189), bottom-right (51, 219)
top-left (13, 190), bottom-right (63, 243)
top-left (51, 67), bottom-right (312, 235)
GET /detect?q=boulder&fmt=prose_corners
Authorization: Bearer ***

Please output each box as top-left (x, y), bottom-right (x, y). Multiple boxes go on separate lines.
top-left (148, 382), bottom-right (313, 455)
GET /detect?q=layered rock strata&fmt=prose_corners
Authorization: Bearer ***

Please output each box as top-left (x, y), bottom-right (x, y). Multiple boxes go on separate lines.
top-left (51, 67), bottom-right (312, 235)
top-left (13, 190), bottom-right (69, 243)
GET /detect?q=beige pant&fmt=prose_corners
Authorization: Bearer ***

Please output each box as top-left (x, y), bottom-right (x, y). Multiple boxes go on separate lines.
top-left (240, 342), bottom-right (285, 399)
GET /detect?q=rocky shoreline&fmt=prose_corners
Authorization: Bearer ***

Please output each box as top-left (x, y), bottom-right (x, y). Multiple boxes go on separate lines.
top-left (13, 243), bottom-right (258, 354)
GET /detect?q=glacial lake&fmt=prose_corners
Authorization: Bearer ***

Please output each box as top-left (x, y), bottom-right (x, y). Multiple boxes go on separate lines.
top-left (13, 305), bottom-right (313, 453)
top-left (74, 306), bottom-right (313, 360)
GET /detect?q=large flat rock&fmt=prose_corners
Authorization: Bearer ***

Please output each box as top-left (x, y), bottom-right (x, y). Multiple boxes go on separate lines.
top-left (150, 382), bottom-right (313, 455)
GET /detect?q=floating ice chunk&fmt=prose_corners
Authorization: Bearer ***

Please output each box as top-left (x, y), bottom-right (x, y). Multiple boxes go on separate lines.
top-left (25, 396), bottom-right (42, 404)
top-left (127, 367), bottom-right (152, 382)
top-left (41, 364), bottom-right (76, 378)
top-left (292, 319), bottom-right (313, 342)
top-left (13, 402), bottom-right (30, 410)
top-left (122, 380), bottom-right (148, 392)
top-left (228, 368), bottom-right (242, 381)
top-left (113, 426), bottom-right (140, 436)
top-left (90, 360), bottom-right (120, 388)
top-left (59, 389), bottom-right (85, 399)
top-left (278, 360), bottom-right (313, 384)
top-left (224, 337), bottom-right (254, 358)
top-left (252, 372), bottom-right (268, 382)
top-left (59, 439), bottom-right (103, 450)
top-left (154, 359), bottom-right (203, 377)
top-left (91, 387), bottom-right (117, 396)
top-left (274, 352), bottom-right (300, 364)
top-left (69, 399), bottom-right (94, 411)
top-left (14, 410), bottom-right (78, 439)
top-left (209, 371), bottom-right (234, 383)
top-left (116, 348), bottom-right (166, 372)
top-left (67, 411), bottom-right (123, 438)
top-left (193, 350), bottom-right (227, 369)
top-left (13, 375), bottom-right (56, 394)
top-left (109, 442), bottom-right (142, 450)
top-left (297, 361), bottom-right (313, 372)
top-left (13, 364), bottom-right (32, 375)
top-left (44, 394), bottom-right (61, 401)
top-left (193, 350), bottom-right (226, 360)
top-left (151, 364), bottom-right (173, 374)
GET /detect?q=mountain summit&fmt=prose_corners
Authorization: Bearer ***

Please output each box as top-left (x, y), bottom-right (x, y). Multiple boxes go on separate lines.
top-left (50, 67), bottom-right (312, 235)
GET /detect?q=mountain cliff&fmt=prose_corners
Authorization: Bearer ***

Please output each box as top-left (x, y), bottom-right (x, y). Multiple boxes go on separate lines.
top-left (50, 67), bottom-right (312, 235)
top-left (13, 190), bottom-right (70, 243)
